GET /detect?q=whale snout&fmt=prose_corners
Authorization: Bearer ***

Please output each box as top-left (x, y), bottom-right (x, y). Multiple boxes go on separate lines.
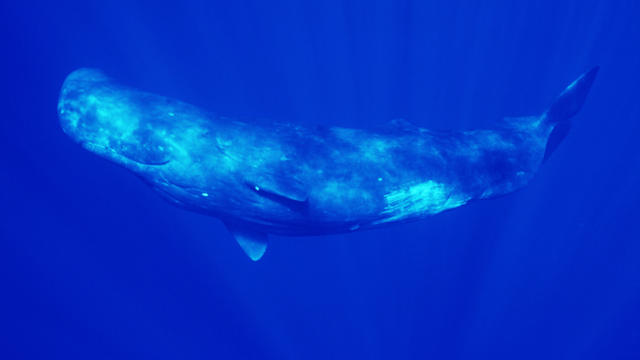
top-left (58, 68), bottom-right (110, 141)
top-left (58, 69), bottom-right (174, 168)
top-left (58, 93), bottom-right (88, 141)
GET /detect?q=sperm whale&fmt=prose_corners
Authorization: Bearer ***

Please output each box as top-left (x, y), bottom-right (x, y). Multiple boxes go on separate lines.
top-left (58, 67), bottom-right (598, 260)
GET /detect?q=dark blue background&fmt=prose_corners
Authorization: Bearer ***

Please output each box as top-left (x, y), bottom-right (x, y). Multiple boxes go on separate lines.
top-left (2, 1), bottom-right (639, 359)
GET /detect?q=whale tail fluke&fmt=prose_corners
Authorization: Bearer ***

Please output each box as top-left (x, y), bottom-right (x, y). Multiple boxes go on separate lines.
top-left (545, 66), bottom-right (599, 123)
top-left (542, 66), bottom-right (599, 161)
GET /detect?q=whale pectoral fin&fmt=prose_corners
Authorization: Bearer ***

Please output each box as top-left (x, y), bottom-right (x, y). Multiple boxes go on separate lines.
top-left (225, 223), bottom-right (268, 261)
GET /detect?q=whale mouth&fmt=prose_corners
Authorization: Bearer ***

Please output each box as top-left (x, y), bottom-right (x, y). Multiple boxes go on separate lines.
top-left (120, 152), bottom-right (171, 166)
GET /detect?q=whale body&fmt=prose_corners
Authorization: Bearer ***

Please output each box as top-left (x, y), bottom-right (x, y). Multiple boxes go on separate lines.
top-left (58, 67), bottom-right (598, 260)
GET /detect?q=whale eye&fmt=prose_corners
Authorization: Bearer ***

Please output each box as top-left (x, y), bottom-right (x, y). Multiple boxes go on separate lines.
top-left (117, 129), bottom-right (171, 165)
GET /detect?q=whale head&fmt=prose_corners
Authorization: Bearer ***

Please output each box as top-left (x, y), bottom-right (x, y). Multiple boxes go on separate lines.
top-left (58, 69), bottom-right (177, 171)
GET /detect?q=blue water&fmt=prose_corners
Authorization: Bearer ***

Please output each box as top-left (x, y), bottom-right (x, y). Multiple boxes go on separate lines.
top-left (2, 1), bottom-right (640, 359)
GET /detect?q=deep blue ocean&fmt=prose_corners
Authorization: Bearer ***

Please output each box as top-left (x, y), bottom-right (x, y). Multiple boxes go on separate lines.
top-left (2, 1), bottom-right (640, 359)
